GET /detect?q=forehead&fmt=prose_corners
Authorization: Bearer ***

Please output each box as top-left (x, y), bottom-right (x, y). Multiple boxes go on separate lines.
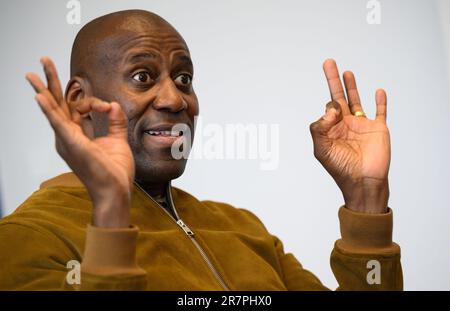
top-left (96, 18), bottom-right (190, 64)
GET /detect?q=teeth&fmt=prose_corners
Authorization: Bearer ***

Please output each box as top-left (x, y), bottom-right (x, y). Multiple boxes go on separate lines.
top-left (146, 130), bottom-right (182, 137)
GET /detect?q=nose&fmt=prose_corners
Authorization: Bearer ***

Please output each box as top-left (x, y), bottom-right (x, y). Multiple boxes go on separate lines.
top-left (152, 78), bottom-right (187, 113)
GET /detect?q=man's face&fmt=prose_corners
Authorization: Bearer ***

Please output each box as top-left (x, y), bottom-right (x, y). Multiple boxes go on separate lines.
top-left (87, 20), bottom-right (199, 184)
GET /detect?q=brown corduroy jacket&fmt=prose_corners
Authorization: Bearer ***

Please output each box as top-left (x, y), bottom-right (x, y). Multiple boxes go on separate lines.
top-left (0, 173), bottom-right (402, 290)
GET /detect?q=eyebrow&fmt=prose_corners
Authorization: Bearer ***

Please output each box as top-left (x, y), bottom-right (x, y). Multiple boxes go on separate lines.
top-left (125, 52), bottom-right (156, 64)
top-left (173, 55), bottom-right (193, 68)
top-left (123, 51), bottom-right (193, 70)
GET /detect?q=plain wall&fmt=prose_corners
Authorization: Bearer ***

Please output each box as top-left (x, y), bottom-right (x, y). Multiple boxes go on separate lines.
top-left (1, 0), bottom-right (449, 290)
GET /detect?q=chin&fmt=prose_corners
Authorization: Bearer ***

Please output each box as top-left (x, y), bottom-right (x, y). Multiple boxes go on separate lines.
top-left (134, 157), bottom-right (188, 184)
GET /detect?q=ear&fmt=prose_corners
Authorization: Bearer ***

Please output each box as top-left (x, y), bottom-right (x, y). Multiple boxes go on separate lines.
top-left (65, 77), bottom-right (95, 139)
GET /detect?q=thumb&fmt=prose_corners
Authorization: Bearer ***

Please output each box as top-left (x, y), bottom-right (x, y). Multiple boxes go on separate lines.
top-left (106, 102), bottom-right (128, 139)
top-left (309, 101), bottom-right (343, 158)
top-left (309, 100), bottom-right (343, 138)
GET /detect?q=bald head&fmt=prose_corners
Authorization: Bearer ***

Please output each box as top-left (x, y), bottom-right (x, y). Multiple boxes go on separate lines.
top-left (70, 10), bottom-right (187, 79)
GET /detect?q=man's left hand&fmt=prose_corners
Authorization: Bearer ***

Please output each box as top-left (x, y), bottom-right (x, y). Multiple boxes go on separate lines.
top-left (310, 59), bottom-right (390, 214)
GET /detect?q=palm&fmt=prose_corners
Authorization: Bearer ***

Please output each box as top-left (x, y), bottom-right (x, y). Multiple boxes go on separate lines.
top-left (65, 123), bottom-right (134, 186)
top-left (324, 114), bottom-right (390, 182)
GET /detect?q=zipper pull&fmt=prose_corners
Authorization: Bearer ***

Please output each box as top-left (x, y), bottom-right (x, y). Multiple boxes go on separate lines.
top-left (176, 219), bottom-right (195, 236)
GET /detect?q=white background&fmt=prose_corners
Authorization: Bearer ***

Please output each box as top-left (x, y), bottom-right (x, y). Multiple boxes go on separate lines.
top-left (1, 0), bottom-right (449, 290)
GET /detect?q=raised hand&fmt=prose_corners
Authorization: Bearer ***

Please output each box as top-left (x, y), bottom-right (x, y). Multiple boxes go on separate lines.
top-left (26, 57), bottom-right (135, 227)
top-left (309, 59), bottom-right (390, 214)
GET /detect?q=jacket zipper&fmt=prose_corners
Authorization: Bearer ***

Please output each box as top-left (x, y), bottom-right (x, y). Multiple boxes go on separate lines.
top-left (135, 182), bottom-right (230, 291)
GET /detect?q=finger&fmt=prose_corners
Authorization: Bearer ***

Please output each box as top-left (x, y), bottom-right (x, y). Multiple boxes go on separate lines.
top-left (323, 59), bottom-right (351, 115)
top-left (71, 97), bottom-right (91, 124)
top-left (343, 71), bottom-right (364, 115)
top-left (26, 72), bottom-right (47, 94)
top-left (66, 97), bottom-right (94, 138)
top-left (106, 102), bottom-right (128, 139)
top-left (74, 99), bottom-right (126, 138)
top-left (34, 93), bottom-right (70, 137)
top-left (26, 72), bottom-right (60, 110)
top-left (310, 101), bottom-right (343, 137)
top-left (71, 97), bottom-right (110, 125)
top-left (310, 101), bottom-right (343, 158)
top-left (72, 98), bottom-right (89, 119)
top-left (40, 57), bottom-right (64, 104)
top-left (91, 98), bottom-right (114, 113)
top-left (323, 100), bottom-right (343, 125)
top-left (375, 89), bottom-right (387, 122)
top-left (75, 97), bottom-right (110, 116)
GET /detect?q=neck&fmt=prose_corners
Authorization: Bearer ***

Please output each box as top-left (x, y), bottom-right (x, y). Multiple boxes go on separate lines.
top-left (135, 180), bottom-right (168, 198)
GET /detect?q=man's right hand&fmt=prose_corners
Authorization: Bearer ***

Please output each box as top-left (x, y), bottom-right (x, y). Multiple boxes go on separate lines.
top-left (26, 57), bottom-right (135, 228)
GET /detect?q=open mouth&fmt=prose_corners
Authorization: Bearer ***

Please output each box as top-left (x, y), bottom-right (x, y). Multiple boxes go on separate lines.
top-left (142, 123), bottom-right (187, 148)
top-left (144, 130), bottom-right (183, 137)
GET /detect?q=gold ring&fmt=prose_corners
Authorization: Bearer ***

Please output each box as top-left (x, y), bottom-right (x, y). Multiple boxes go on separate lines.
top-left (354, 111), bottom-right (366, 117)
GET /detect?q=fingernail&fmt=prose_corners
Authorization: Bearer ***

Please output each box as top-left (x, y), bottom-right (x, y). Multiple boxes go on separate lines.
top-left (40, 57), bottom-right (47, 66)
top-left (323, 108), bottom-right (337, 121)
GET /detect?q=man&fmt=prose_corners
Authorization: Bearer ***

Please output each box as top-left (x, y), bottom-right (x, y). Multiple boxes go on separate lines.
top-left (0, 10), bottom-right (402, 290)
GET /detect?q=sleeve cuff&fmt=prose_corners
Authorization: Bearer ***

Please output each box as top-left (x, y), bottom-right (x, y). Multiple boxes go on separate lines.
top-left (336, 206), bottom-right (400, 255)
top-left (81, 225), bottom-right (145, 276)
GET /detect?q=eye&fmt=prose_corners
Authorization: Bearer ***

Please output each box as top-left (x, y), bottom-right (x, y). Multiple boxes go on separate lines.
top-left (132, 71), bottom-right (151, 83)
top-left (174, 74), bottom-right (192, 87)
